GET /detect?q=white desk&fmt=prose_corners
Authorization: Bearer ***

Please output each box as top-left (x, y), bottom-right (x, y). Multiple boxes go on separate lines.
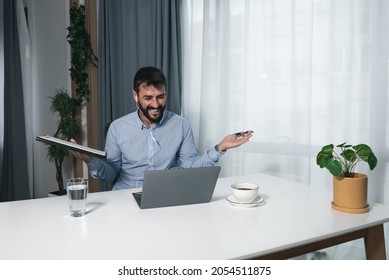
top-left (0, 173), bottom-right (388, 260)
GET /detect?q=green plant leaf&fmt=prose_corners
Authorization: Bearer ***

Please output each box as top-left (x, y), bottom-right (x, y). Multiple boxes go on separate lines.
top-left (316, 148), bottom-right (333, 165)
top-left (368, 153), bottom-right (378, 170)
top-left (321, 144), bottom-right (334, 154)
top-left (316, 154), bottom-right (327, 168)
top-left (58, 117), bottom-right (81, 139)
top-left (326, 159), bottom-right (343, 176)
top-left (47, 145), bottom-right (68, 162)
top-left (354, 144), bottom-right (373, 161)
top-left (316, 151), bottom-right (323, 165)
top-left (50, 89), bottom-right (76, 117)
top-left (341, 149), bottom-right (356, 162)
top-left (336, 142), bottom-right (350, 148)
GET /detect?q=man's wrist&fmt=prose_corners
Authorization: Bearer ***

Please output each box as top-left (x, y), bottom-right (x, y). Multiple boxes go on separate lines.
top-left (214, 144), bottom-right (226, 154)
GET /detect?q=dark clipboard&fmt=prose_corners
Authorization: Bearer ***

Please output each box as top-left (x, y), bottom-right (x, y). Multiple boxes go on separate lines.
top-left (36, 135), bottom-right (107, 159)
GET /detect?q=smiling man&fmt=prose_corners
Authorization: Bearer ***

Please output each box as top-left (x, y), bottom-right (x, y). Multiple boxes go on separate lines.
top-left (70, 67), bottom-right (253, 190)
top-left (132, 68), bottom-right (167, 126)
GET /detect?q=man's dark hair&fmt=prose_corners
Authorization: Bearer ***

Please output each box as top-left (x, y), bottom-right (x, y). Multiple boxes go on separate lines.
top-left (133, 67), bottom-right (167, 93)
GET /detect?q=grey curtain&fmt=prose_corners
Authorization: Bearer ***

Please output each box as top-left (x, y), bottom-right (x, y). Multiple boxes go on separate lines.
top-left (98, 0), bottom-right (182, 147)
top-left (0, 0), bottom-right (30, 201)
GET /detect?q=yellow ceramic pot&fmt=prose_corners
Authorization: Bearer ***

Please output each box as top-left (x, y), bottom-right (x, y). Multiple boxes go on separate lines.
top-left (331, 173), bottom-right (369, 214)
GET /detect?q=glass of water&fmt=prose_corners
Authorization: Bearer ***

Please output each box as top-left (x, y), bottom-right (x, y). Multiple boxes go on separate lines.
top-left (66, 178), bottom-right (88, 217)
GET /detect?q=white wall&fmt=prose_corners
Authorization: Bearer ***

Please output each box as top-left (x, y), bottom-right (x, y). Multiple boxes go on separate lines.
top-left (29, 0), bottom-right (73, 198)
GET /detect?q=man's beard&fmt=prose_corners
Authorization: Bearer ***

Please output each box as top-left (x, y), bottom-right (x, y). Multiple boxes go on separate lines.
top-left (138, 103), bottom-right (165, 124)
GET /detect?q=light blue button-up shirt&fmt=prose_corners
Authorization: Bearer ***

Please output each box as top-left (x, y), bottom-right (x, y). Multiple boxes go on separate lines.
top-left (87, 110), bottom-right (222, 190)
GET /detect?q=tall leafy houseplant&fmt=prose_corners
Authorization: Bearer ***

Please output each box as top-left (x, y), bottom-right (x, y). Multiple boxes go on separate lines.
top-left (48, 3), bottom-right (97, 195)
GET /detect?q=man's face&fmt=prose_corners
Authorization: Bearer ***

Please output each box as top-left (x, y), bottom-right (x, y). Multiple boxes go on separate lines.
top-left (133, 83), bottom-right (166, 125)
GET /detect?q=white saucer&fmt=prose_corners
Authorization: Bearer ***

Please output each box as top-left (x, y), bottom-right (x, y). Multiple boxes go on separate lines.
top-left (226, 195), bottom-right (264, 208)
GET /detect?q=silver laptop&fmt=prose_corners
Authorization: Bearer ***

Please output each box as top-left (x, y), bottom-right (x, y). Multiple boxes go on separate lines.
top-left (132, 166), bottom-right (221, 209)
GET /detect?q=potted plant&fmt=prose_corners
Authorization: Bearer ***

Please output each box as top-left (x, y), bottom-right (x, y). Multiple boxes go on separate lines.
top-left (316, 142), bottom-right (378, 213)
top-left (47, 3), bottom-right (97, 195)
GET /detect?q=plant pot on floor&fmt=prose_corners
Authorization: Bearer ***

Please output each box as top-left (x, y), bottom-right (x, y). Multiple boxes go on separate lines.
top-left (331, 173), bottom-right (369, 214)
top-left (48, 190), bottom-right (67, 197)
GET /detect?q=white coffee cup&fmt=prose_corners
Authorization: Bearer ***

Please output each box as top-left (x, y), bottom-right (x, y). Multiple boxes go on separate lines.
top-left (231, 182), bottom-right (259, 203)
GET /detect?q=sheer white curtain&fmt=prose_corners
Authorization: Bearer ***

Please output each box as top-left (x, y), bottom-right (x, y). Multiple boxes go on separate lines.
top-left (181, 0), bottom-right (389, 205)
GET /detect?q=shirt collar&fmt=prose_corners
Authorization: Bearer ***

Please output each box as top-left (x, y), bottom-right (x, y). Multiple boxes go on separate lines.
top-left (135, 109), bottom-right (166, 130)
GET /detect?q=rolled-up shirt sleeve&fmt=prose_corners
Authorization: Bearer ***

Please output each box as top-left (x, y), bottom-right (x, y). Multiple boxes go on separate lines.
top-left (86, 124), bottom-right (122, 182)
top-left (177, 122), bottom-right (223, 168)
top-left (86, 157), bottom-right (119, 182)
